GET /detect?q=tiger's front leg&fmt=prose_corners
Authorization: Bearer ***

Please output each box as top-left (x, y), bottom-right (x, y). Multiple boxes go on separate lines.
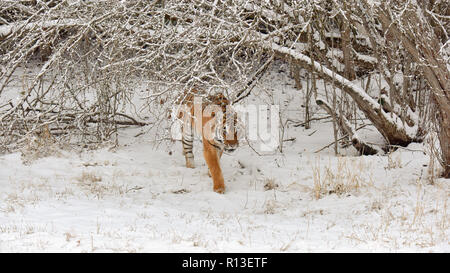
top-left (182, 120), bottom-right (195, 169)
top-left (207, 148), bottom-right (223, 177)
top-left (202, 138), bottom-right (225, 194)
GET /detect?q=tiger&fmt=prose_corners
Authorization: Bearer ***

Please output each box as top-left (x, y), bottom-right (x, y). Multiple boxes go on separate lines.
top-left (174, 88), bottom-right (239, 194)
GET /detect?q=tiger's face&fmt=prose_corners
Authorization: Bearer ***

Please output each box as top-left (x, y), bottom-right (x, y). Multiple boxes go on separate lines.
top-left (215, 109), bottom-right (239, 153)
top-left (207, 94), bottom-right (239, 153)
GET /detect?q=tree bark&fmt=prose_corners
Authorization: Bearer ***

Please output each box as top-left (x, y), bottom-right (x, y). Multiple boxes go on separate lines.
top-left (340, 3), bottom-right (356, 81)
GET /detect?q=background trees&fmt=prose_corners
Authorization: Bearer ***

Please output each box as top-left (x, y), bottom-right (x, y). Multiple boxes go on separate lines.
top-left (0, 0), bottom-right (448, 176)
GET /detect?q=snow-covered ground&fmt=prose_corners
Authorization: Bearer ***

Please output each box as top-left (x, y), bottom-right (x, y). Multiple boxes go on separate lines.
top-left (0, 65), bottom-right (448, 252)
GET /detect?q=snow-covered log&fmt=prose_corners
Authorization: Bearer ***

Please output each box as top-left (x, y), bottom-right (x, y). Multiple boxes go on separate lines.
top-left (316, 98), bottom-right (378, 155)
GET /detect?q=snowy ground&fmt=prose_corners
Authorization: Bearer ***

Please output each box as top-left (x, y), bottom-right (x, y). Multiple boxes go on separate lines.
top-left (0, 66), bottom-right (448, 252)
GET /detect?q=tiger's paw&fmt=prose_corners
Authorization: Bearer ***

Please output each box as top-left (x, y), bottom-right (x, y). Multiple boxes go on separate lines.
top-left (214, 186), bottom-right (225, 194)
top-left (185, 158), bottom-right (195, 169)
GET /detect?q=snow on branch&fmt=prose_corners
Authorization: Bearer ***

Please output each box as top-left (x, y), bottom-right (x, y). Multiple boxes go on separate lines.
top-left (0, 19), bottom-right (83, 39)
top-left (266, 41), bottom-right (415, 145)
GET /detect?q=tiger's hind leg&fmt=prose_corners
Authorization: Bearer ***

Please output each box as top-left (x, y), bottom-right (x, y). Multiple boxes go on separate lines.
top-left (182, 121), bottom-right (195, 168)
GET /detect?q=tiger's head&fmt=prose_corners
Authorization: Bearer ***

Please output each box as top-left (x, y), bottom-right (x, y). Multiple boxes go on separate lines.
top-left (206, 93), bottom-right (239, 153)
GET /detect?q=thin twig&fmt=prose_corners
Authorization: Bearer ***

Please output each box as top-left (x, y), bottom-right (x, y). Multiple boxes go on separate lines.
top-left (314, 124), bottom-right (372, 153)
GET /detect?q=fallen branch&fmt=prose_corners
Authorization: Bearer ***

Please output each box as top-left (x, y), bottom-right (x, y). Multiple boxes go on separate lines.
top-left (314, 135), bottom-right (349, 153)
top-left (314, 122), bottom-right (375, 154)
top-left (114, 113), bottom-right (150, 127)
top-left (316, 99), bottom-right (378, 155)
top-left (287, 115), bottom-right (332, 127)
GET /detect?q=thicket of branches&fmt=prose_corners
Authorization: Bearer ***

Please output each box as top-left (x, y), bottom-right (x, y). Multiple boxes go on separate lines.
top-left (0, 0), bottom-right (448, 176)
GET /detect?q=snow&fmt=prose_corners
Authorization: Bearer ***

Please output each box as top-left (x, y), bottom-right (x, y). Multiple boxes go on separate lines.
top-left (0, 64), bottom-right (448, 253)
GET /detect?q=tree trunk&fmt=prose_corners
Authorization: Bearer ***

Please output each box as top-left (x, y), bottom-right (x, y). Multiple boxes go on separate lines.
top-left (438, 111), bottom-right (450, 178)
top-left (340, 3), bottom-right (356, 81)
